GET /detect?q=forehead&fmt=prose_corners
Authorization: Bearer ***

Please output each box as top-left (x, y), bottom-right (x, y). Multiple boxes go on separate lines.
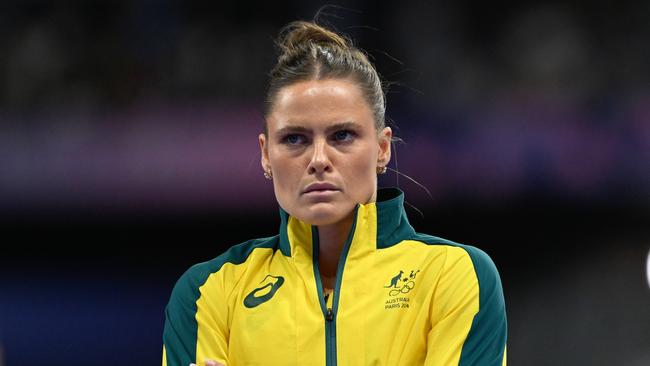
top-left (268, 78), bottom-right (374, 131)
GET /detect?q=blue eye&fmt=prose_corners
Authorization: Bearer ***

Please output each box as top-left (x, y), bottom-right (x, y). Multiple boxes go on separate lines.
top-left (333, 130), bottom-right (355, 142)
top-left (282, 134), bottom-right (305, 145)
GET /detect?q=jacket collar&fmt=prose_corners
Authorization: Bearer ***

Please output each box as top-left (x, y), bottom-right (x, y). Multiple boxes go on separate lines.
top-left (277, 187), bottom-right (415, 257)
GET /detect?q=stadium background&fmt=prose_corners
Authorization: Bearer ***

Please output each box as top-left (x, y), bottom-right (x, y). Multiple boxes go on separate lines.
top-left (0, 1), bottom-right (648, 365)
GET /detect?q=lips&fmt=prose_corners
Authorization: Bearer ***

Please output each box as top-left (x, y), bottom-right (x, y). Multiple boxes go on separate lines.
top-left (303, 182), bottom-right (340, 194)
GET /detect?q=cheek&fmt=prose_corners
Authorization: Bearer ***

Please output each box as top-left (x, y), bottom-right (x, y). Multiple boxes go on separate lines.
top-left (343, 147), bottom-right (377, 183)
top-left (270, 151), bottom-right (303, 187)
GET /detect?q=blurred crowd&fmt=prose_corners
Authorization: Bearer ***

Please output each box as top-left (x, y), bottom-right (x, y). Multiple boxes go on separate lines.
top-left (1, 1), bottom-right (647, 112)
top-left (0, 1), bottom-right (648, 209)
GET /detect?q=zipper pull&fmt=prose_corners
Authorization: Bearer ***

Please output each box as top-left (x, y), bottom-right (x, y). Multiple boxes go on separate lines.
top-left (326, 308), bottom-right (334, 321)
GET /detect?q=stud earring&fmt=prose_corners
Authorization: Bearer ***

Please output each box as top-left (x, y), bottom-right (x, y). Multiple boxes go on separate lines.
top-left (377, 165), bottom-right (387, 175)
top-left (264, 169), bottom-right (273, 180)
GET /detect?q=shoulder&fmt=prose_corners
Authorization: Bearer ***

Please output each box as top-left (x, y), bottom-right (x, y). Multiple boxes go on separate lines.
top-left (171, 235), bottom-right (280, 298)
top-left (408, 232), bottom-right (502, 288)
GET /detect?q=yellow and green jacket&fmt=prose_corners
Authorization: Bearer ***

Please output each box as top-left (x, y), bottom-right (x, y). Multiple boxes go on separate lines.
top-left (162, 188), bottom-right (507, 366)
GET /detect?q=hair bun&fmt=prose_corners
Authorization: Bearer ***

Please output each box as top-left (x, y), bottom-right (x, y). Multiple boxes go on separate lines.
top-left (277, 21), bottom-right (350, 54)
top-left (266, 19), bottom-right (386, 130)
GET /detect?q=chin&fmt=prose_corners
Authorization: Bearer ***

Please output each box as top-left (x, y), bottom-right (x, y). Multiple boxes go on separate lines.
top-left (299, 205), bottom-right (347, 226)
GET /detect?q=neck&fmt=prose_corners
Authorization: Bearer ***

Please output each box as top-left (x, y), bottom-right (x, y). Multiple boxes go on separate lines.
top-left (317, 210), bottom-right (356, 288)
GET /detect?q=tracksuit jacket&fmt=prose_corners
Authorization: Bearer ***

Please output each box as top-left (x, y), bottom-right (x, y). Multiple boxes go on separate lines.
top-left (162, 187), bottom-right (507, 366)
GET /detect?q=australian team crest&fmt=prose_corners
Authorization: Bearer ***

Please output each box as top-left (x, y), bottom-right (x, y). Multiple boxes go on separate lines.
top-left (384, 269), bottom-right (420, 309)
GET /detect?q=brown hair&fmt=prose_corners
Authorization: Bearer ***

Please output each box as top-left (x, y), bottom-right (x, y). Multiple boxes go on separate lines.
top-left (264, 21), bottom-right (386, 134)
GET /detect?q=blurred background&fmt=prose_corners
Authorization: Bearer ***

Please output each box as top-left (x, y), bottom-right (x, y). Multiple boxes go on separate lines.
top-left (0, 0), bottom-right (649, 365)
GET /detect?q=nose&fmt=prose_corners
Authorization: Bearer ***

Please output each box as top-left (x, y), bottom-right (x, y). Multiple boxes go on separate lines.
top-left (307, 138), bottom-right (332, 174)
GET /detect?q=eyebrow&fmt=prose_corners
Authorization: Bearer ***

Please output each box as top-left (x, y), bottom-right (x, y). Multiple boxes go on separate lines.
top-left (275, 121), bottom-right (362, 136)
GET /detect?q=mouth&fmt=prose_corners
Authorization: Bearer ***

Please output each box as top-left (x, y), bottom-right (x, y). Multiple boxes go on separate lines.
top-left (302, 183), bottom-right (341, 195)
top-left (302, 188), bottom-right (340, 201)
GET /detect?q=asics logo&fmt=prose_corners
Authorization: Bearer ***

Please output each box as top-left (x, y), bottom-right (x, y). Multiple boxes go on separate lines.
top-left (243, 274), bottom-right (285, 308)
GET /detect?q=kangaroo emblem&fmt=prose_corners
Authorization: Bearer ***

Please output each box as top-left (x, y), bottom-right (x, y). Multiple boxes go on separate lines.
top-left (384, 270), bottom-right (404, 288)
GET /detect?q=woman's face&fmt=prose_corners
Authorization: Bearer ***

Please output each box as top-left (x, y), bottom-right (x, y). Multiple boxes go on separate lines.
top-left (259, 78), bottom-right (392, 226)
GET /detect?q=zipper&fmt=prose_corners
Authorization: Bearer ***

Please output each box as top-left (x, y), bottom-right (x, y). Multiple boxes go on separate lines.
top-left (326, 308), bottom-right (335, 366)
top-left (312, 206), bottom-right (359, 366)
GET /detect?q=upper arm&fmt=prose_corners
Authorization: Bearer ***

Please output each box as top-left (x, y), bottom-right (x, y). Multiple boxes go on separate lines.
top-left (425, 246), bottom-right (507, 366)
top-left (163, 266), bottom-right (230, 366)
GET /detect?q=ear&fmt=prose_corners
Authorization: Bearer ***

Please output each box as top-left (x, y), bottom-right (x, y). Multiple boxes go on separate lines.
top-left (259, 133), bottom-right (270, 171)
top-left (377, 126), bottom-right (392, 166)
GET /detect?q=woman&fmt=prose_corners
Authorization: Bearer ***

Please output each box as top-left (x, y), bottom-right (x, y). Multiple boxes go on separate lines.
top-left (163, 20), bottom-right (507, 366)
